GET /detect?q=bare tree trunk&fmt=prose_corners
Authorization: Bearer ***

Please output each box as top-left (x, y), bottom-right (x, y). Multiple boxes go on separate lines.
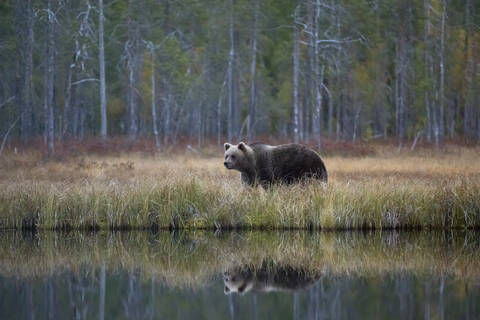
top-left (439, 0), bottom-right (447, 143)
top-left (336, 88), bottom-right (342, 141)
top-left (99, 0), bottom-right (107, 142)
top-left (306, 0), bottom-right (314, 141)
top-left (227, 0), bottom-right (235, 142)
top-left (99, 264), bottom-right (106, 320)
top-left (473, 34), bottom-right (479, 141)
top-left (14, 0), bottom-right (35, 143)
top-left (353, 103), bottom-right (361, 143)
top-left (427, 3), bottom-right (439, 148)
top-left (373, 6), bottom-right (384, 138)
top-left (439, 274), bottom-right (445, 320)
top-left (424, 0), bottom-right (432, 142)
top-left (43, 52), bottom-right (48, 145)
top-left (335, 9), bottom-right (342, 141)
top-left (395, 30), bottom-right (408, 146)
top-left (24, 282), bottom-right (34, 320)
top-left (46, 278), bottom-right (55, 320)
top-left (247, 0), bottom-right (259, 142)
top-left (23, 0), bottom-right (34, 143)
top-left (14, 1), bottom-right (24, 143)
top-left (228, 294), bottom-right (236, 320)
top-left (448, 98), bottom-right (455, 138)
top-left (128, 61), bottom-right (137, 141)
top-left (313, 1), bottom-right (324, 149)
top-left (46, 0), bottom-right (56, 155)
top-left (463, 0), bottom-right (472, 138)
top-left (149, 46), bottom-right (161, 151)
top-left (217, 74), bottom-right (227, 145)
top-left (0, 115), bottom-right (21, 157)
top-left (325, 84), bottom-right (333, 138)
top-left (293, 292), bottom-right (299, 320)
top-left (63, 59), bottom-right (74, 138)
top-left (400, 47), bottom-right (407, 146)
top-left (15, 58), bottom-right (24, 146)
top-left (162, 79), bottom-right (170, 145)
top-left (292, 5), bottom-right (300, 143)
top-left (126, 0), bottom-right (140, 141)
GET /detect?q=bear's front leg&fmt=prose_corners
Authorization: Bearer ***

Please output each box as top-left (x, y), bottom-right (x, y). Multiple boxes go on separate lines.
top-left (241, 172), bottom-right (256, 187)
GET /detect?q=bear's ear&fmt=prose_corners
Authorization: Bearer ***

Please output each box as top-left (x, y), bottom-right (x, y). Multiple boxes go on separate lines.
top-left (238, 142), bottom-right (247, 152)
top-left (224, 143), bottom-right (231, 151)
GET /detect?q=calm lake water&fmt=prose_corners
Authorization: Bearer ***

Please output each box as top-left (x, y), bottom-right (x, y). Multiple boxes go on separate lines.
top-left (0, 231), bottom-right (479, 319)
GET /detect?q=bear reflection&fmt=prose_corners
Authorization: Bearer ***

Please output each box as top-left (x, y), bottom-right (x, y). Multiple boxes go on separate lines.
top-left (223, 263), bottom-right (321, 294)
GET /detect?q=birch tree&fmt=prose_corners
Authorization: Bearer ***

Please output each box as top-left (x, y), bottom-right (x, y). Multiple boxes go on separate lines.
top-left (46, 0), bottom-right (56, 155)
top-left (439, 0), bottom-right (447, 143)
top-left (0, 0), bottom-right (479, 145)
top-left (125, 0), bottom-right (141, 141)
top-left (147, 43), bottom-right (161, 151)
top-left (20, 0), bottom-right (34, 143)
top-left (99, 264), bottom-right (106, 320)
top-left (312, 0), bottom-right (324, 149)
top-left (247, 0), bottom-right (259, 142)
top-left (463, 0), bottom-right (473, 138)
top-left (227, 0), bottom-right (236, 142)
top-left (162, 79), bottom-right (170, 145)
top-left (99, 0), bottom-right (107, 141)
top-left (424, 0), bottom-right (432, 142)
top-left (292, 5), bottom-right (300, 144)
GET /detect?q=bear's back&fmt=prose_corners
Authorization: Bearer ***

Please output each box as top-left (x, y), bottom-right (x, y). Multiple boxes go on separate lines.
top-left (252, 143), bottom-right (327, 183)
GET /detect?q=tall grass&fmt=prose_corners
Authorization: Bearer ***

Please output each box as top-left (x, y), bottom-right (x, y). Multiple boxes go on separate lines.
top-left (0, 147), bottom-right (479, 230)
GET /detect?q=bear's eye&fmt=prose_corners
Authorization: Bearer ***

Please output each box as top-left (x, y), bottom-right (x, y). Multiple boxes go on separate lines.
top-left (231, 155), bottom-right (236, 160)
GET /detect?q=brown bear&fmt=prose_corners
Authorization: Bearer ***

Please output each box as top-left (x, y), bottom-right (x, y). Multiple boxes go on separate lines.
top-left (223, 142), bottom-right (327, 187)
top-left (223, 263), bottom-right (321, 294)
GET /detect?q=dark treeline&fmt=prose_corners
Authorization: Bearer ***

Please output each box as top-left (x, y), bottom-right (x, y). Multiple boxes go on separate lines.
top-left (1, 0), bottom-right (479, 153)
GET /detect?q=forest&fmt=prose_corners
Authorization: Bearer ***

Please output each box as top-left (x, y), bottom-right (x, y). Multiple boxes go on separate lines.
top-left (1, 2), bottom-right (480, 316)
top-left (1, 0), bottom-right (479, 154)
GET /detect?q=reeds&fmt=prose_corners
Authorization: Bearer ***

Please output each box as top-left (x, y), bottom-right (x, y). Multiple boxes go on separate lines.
top-left (0, 177), bottom-right (478, 230)
top-left (1, 147), bottom-right (479, 230)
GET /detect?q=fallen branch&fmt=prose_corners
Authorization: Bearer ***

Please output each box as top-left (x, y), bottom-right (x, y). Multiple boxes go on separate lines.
top-left (186, 144), bottom-right (201, 155)
top-left (411, 131), bottom-right (423, 151)
top-left (0, 115), bottom-right (22, 157)
top-left (71, 78), bottom-right (99, 86)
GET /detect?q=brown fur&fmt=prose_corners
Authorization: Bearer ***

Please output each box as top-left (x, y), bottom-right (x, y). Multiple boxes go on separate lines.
top-left (224, 142), bottom-right (327, 187)
top-left (223, 263), bottom-right (321, 294)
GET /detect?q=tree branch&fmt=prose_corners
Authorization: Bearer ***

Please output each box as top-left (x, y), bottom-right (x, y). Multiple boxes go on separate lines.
top-left (71, 78), bottom-right (99, 86)
top-left (0, 95), bottom-right (15, 110)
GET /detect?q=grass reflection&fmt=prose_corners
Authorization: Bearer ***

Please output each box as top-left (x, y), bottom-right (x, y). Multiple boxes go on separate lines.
top-left (0, 231), bottom-right (479, 287)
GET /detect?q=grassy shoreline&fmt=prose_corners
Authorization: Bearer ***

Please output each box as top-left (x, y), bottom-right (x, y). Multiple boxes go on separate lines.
top-left (1, 146), bottom-right (480, 230)
top-left (1, 178), bottom-right (479, 231)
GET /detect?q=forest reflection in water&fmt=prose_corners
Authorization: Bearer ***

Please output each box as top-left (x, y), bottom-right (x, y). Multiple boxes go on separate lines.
top-left (0, 230), bottom-right (479, 319)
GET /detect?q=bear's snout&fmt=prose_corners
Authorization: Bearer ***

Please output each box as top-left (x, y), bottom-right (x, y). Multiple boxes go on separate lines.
top-left (224, 162), bottom-right (231, 169)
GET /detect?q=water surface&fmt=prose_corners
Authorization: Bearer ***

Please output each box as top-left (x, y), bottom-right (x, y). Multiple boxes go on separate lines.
top-left (0, 231), bottom-right (478, 319)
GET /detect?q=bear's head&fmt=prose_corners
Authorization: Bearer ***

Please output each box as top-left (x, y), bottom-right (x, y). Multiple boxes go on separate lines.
top-left (223, 142), bottom-right (252, 171)
top-left (223, 269), bottom-right (253, 294)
